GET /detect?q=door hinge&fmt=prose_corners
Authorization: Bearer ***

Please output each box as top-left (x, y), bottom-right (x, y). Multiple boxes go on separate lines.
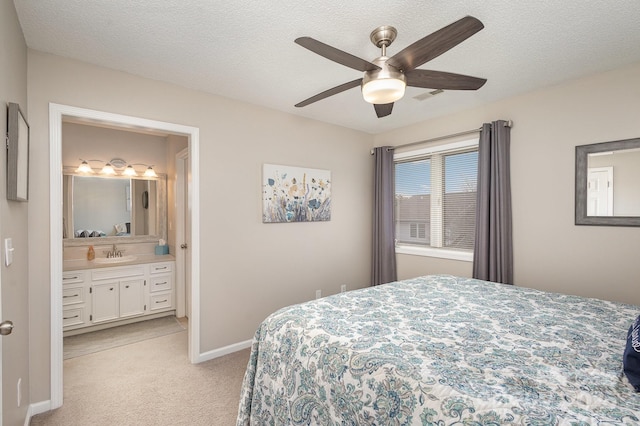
top-left (144, 304), bottom-right (147, 311)
top-left (144, 280), bottom-right (146, 286)
top-left (89, 287), bottom-right (92, 293)
top-left (90, 314), bottom-right (92, 321)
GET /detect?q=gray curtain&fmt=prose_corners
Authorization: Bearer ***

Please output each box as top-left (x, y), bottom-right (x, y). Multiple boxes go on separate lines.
top-left (372, 146), bottom-right (397, 286)
top-left (473, 120), bottom-right (513, 284)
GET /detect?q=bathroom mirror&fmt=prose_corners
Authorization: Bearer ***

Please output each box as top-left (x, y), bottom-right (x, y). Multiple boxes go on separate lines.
top-left (63, 172), bottom-right (167, 245)
top-left (575, 137), bottom-right (640, 226)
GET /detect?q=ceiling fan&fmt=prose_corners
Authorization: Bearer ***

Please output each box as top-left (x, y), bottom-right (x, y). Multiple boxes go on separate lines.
top-left (294, 16), bottom-right (487, 118)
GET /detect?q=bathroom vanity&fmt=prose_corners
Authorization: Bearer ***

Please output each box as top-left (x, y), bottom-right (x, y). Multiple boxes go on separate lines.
top-left (63, 257), bottom-right (175, 335)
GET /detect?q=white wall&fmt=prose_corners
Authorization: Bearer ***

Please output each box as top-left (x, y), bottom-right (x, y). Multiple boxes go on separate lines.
top-left (376, 61), bottom-right (640, 306)
top-left (27, 51), bottom-right (373, 403)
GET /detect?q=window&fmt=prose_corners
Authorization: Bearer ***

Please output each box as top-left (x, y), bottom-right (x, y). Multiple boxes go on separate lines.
top-left (394, 139), bottom-right (478, 260)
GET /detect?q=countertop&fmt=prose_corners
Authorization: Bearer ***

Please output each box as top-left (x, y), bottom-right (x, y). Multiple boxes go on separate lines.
top-left (64, 254), bottom-right (175, 271)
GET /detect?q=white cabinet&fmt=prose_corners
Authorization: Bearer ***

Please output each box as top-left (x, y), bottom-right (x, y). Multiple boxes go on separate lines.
top-left (91, 265), bottom-right (146, 324)
top-left (92, 281), bottom-right (119, 323)
top-left (119, 279), bottom-right (145, 318)
top-left (64, 260), bottom-right (175, 333)
top-left (148, 262), bottom-right (174, 312)
top-left (62, 270), bottom-right (91, 330)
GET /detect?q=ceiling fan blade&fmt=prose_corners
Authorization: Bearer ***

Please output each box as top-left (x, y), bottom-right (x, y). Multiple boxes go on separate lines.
top-left (406, 69), bottom-right (487, 90)
top-left (374, 103), bottom-right (394, 118)
top-left (295, 37), bottom-right (380, 72)
top-left (387, 16), bottom-right (484, 71)
top-left (295, 79), bottom-right (363, 107)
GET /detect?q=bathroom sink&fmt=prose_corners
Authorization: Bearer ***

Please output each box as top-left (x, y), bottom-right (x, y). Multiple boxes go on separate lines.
top-left (93, 255), bottom-right (138, 264)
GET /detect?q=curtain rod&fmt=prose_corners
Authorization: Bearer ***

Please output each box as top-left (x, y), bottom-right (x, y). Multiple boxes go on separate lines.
top-left (371, 120), bottom-right (513, 154)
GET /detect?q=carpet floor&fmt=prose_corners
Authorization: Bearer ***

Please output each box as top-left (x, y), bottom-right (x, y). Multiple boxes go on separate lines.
top-left (64, 316), bottom-right (186, 359)
top-left (31, 330), bottom-right (251, 425)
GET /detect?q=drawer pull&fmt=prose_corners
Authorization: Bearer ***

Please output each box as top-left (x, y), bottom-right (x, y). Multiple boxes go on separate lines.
top-left (156, 299), bottom-right (168, 304)
top-left (63, 315), bottom-right (79, 320)
top-left (63, 294), bottom-right (79, 298)
top-left (155, 282), bottom-right (167, 286)
top-left (154, 266), bottom-right (168, 271)
top-left (125, 285), bottom-right (130, 289)
top-left (110, 287), bottom-right (114, 291)
top-left (63, 276), bottom-right (79, 281)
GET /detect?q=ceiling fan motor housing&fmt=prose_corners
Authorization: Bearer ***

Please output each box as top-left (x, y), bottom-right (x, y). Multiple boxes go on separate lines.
top-left (361, 56), bottom-right (406, 104)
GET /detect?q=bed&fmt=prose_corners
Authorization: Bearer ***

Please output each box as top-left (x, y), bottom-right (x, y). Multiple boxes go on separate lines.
top-left (237, 275), bottom-right (640, 425)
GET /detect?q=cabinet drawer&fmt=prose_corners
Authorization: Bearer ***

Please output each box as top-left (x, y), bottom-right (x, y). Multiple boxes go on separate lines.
top-left (62, 270), bottom-right (86, 284)
top-left (149, 262), bottom-right (173, 274)
top-left (62, 285), bottom-right (85, 305)
top-left (149, 292), bottom-right (173, 311)
top-left (63, 306), bottom-right (86, 328)
top-left (91, 265), bottom-right (145, 281)
top-left (149, 275), bottom-right (172, 293)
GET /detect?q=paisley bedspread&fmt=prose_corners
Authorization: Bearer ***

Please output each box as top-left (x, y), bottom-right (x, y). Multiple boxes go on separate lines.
top-left (237, 275), bottom-right (640, 425)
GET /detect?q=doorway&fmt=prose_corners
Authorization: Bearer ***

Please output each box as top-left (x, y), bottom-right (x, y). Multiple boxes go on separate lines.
top-left (49, 103), bottom-right (201, 409)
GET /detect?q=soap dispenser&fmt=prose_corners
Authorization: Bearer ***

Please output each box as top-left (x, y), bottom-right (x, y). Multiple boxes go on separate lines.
top-left (87, 245), bottom-right (95, 261)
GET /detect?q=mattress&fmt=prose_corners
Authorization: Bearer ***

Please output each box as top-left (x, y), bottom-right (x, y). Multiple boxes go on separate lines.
top-left (237, 275), bottom-right (640, 425)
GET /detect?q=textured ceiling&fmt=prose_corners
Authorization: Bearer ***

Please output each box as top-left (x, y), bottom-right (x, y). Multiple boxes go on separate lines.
top-left (13, 0), bottom-right (640, 134)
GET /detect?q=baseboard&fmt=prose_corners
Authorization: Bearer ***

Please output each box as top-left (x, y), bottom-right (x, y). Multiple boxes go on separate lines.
top-left (196, 339), bottom-right (252, 363)
top-left (25, 400), bottom-right (51, 426)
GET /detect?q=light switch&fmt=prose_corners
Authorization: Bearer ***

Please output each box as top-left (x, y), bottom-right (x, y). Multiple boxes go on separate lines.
top-left (4, 238), bottom-right (14, 266)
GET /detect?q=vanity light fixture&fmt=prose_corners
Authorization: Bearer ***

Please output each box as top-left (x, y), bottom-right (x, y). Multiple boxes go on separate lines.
top-left (143, 166), bottom-right (158, 178)
top-left (101, 162), bottom-right (116, 175)
top-left (123, 165), bottom-right (137, 177)
top-left (74, 158), bottom-right (158, 177)
top-left (76, 159), bottom-right (94, 174)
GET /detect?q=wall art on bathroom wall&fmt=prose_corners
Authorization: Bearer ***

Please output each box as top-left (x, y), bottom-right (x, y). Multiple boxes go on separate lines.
top-left (262, 164), bottom-right (331, 223)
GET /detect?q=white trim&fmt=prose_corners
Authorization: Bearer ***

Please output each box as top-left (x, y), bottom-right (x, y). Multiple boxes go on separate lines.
top-left (395, 245), bottom-right (474, 262)
top-left (24, 401), bottom-right (51, 426)
top-left (196, 339), bottom-right (253, 363)
top-left (49, 103), bottom-right (201, 410)
top-left (394, 137), bottom-right (479, 262)
top-left (394, 138), bottom-right (478, 161)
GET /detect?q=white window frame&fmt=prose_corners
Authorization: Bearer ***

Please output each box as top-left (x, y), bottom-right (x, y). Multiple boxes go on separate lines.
top-left (394, 138), bottom-right (479, 262)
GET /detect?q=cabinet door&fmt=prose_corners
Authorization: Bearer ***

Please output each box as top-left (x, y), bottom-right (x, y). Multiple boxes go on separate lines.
top-left (119, 278), bottom-right (145, 318)
top-left (92, 281), bottom-right (119, 323)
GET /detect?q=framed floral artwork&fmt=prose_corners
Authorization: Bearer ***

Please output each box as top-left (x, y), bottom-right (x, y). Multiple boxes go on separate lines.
top-left (262, 164), bottom-right (331, 223)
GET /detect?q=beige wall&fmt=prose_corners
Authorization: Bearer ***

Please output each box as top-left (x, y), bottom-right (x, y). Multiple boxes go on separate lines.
top-left (1, 2), bottom-right (30, 425)
top-left (27, 51), bottom-right (373, 403)
top-left (376, 61), bottom-right (640, 306)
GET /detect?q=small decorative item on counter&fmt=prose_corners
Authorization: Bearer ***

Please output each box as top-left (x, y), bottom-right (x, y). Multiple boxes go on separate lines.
top-left (87, 245), bottom-right (95, 260)
top-left (155, 245), bottom-right (169, 255)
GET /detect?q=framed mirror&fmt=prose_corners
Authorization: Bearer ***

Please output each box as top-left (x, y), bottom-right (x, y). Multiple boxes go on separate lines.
top-left (62, 171), bottom-right (167, 245)
top-left (7, 102), bottom-right (30, 201)
top-left (575, 137), bottom-right (640, 226)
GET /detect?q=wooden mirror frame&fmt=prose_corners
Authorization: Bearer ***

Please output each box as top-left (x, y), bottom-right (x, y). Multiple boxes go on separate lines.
top-left (575, 137), bottom-right (640, 226)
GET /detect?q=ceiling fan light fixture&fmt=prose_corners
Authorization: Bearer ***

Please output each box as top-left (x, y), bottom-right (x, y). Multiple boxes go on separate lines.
top-left (362, 77), bottom-right (406, 104)
top-left (361, 57), bottom-right (406, 104)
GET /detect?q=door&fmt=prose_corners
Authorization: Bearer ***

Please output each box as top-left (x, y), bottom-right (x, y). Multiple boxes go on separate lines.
top-left (587, 167), bottom-right (613, 216)
top-left (175, 148), bottom-right (190, 319)
top-left (91, 281), bottom-right (119, 323)
top-left (119, 279), bottom-right (145, 318)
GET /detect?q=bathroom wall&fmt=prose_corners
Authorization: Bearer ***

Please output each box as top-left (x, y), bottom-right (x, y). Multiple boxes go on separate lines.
top-left (62, 122), bottom-right (173, 244)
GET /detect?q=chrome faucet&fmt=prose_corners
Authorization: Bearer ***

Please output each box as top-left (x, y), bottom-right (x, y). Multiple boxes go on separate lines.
top-left (105, 244), bottom-right (123, 258)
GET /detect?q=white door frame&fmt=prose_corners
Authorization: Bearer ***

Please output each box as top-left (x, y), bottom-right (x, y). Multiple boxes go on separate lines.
top-left (48, 103), bottom-right (201, 409)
